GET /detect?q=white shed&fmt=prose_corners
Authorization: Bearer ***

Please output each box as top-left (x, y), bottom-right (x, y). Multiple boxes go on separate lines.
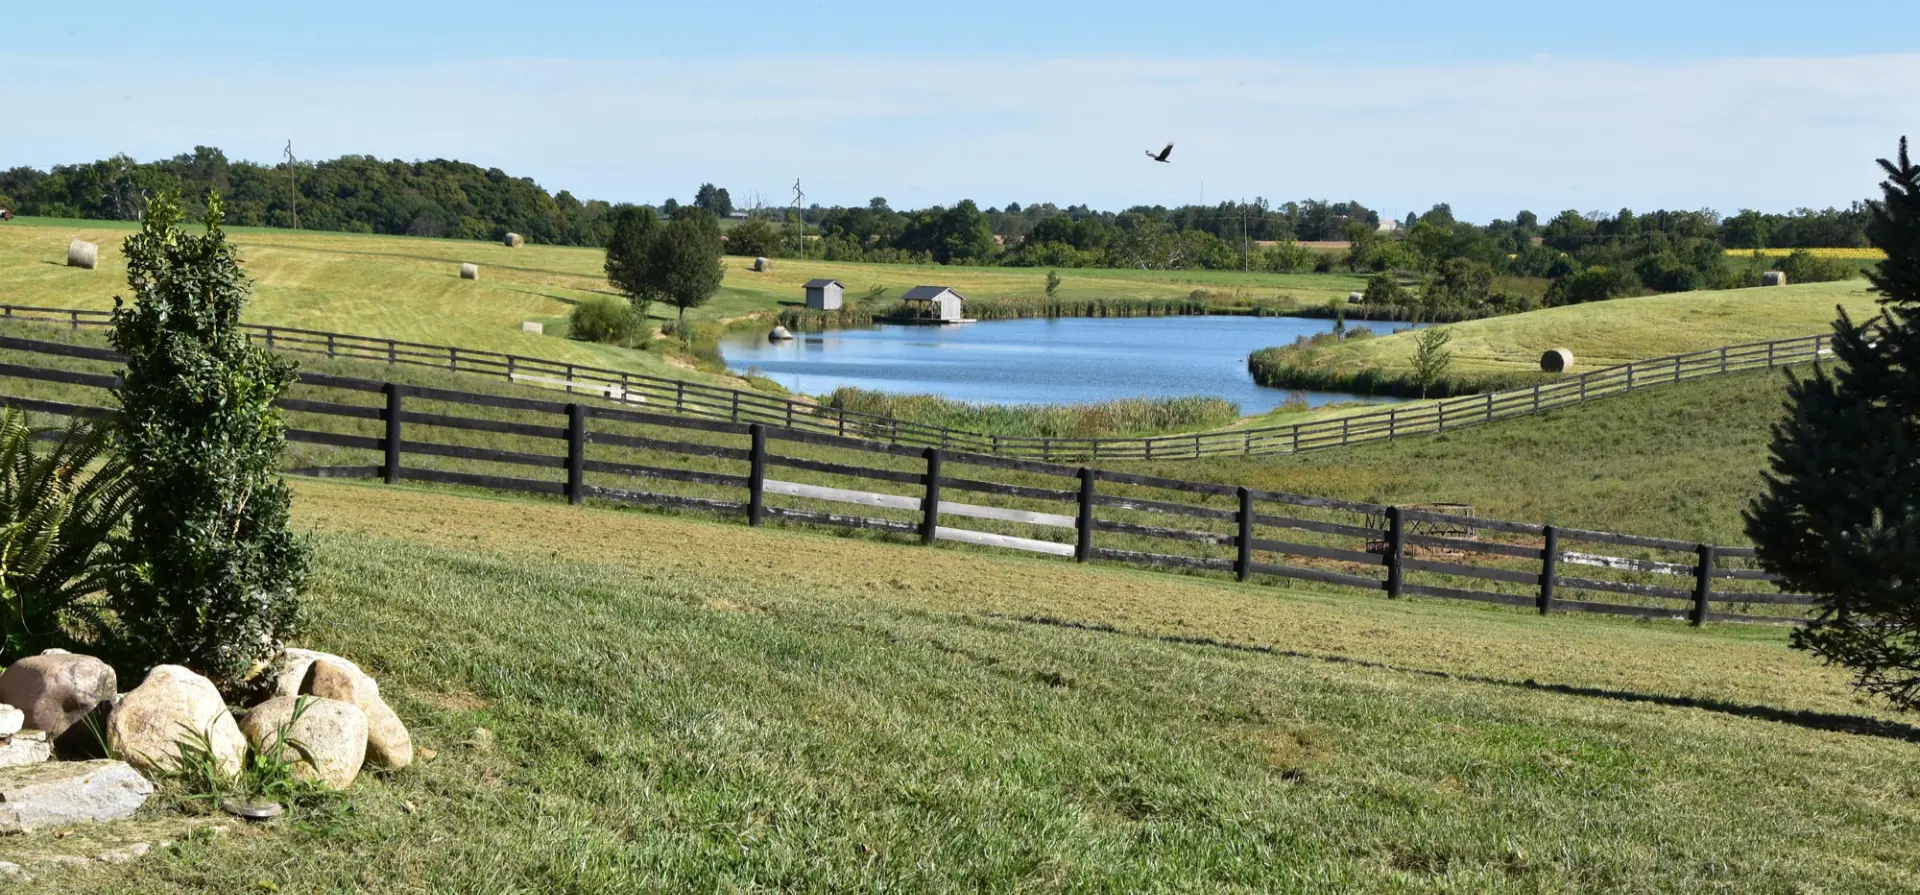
top-left (804, 278), bottom-right (845, 310)
top-left (901, 285), bottom-right (966, 323)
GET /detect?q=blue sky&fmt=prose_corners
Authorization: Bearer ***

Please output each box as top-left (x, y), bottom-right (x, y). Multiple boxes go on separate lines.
top-left (8, 1), bottom-right (1919, 220)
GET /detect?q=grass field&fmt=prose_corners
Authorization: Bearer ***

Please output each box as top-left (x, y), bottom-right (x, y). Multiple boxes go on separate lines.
top-left (14, 478), bottom-right (1920, 891)
top-left (1117, 365), bottom-right (1801, 544)
top-left (0, 215), bottom-right (1365, 351)
top-left (1248, 280), bottom-right (1876, 395)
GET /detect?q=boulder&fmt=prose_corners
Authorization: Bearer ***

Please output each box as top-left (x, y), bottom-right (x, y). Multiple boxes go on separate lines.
top-left (0, 730), bottom-right (50, 768)
top-left (0, 760), bottom-right (151, 832)
top-left (107, 665), bottom-right (244, 779)
top-left (0, 651), bottom-right (117, 739)
top-left (768, 326), bottom-right (794, 341)
top-left (270, 649), bottom-right (411, 770)
top-left (0, 704), bottom-right (21, 737)
top-left (238, 696), bottom-right (368, 790)
top-left (307, 659), bottom-right (412, 770)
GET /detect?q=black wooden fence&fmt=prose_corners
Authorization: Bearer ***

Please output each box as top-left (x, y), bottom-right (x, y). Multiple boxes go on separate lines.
top-left (0, 331), bottom-right (1812, 628)
top-left (0, 303), bottom-right (1829, 462)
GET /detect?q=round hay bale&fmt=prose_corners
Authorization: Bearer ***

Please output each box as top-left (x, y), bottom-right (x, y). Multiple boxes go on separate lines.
top-left (1540, 348), bottom-right (1574, 373)
top-left (767, 326), bottom-right (794, 341)
top-left (752, 256), bottom-right (770, 272)
top-left (460, 262), bottom-right (479, 280)
top-left (1347, 291), bottom-right (1364, 304)
top-left (66, 240), bottom-right (98, 270)
top-left (504, 232), bottom-right (523, 248)
top-left (1762, 270), bottom-right (1787, 287)
top-left (520, 321), bottom-right (544, 335)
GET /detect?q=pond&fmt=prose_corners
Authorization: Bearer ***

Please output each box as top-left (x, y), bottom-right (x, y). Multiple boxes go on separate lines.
top-left (718, 315), bottom-right (1414, 414)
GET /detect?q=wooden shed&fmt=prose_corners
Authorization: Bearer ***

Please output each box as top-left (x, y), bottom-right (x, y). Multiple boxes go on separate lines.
top-left (901, 285), bottom-right (966, 323)
top-left (804, 278), bottom-right (845, 310)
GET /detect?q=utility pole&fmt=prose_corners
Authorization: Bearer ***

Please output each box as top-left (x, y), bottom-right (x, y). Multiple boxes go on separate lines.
top-left (1241, 198), bottom-right (1249, 272)
top-left (284, 140), bottom-right (299, 230)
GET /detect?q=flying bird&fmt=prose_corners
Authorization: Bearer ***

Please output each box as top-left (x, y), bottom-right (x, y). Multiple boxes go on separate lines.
top-left (1145, 142), bottom-right (1174, 163)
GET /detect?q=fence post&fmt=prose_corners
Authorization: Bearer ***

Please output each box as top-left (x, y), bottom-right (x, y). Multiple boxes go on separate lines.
top-left (1144, 438), bottom-right (1152, 461)
top-left (382, 382), bottom-right (403, 484)
top-left (1538, 526), bottom-right (1558, 615)
top-left (1485, 393), bottom-right (1494, 422)
top-left (1235, 487), bottom-right (1254, 582)
top-left (1532, 384), bottom-right (1541, 413)
top-left (566, 404), bottom-right (586, 505)
top-left (748, 424), bottom-right (767, 526)
top-left (387, 341), bottom-right (396, 364)
top-left (921, 448), bottom-right (943, 546)
top-left (675, 381), bottom-right (687, 415)
top-left (731, 391), bottom-right (740, 423)
top-left (1075, 468), bottom-right (1095, 562)
top-left (1720, 345), bottom-right (1729, 373)
top-left (266, 327), bottom-right (277, 349)
top-left (1385, 506), bottom-right (1406, 599)
top-left (1691, 544), bottom-right (1716, 626)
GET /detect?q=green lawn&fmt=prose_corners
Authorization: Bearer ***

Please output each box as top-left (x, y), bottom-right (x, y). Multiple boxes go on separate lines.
top-left (1252, 280), bottom-right (1876, 394)
top-left (15, 479), bottom-right (1918, 891)
top-left (1119, 365), bottom-right (1803, 544)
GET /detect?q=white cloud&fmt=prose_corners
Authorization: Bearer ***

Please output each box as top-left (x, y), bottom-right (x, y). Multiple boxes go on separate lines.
top-left (6, 53), bottom-right (1916, 219)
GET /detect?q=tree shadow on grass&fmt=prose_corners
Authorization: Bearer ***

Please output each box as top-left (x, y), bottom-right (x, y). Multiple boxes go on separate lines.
top-left (1004, 613), bottom-right (1920, 745)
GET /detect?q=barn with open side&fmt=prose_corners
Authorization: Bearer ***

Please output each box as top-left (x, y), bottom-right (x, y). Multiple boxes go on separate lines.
top-left (804, 278), bottom-right (845, 310)
top-left (901, 285), bottom-right (967, 323)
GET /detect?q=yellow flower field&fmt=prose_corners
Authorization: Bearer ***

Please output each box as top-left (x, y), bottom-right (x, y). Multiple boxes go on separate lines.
top-left (1724, 247), bottom-right (1885, 259)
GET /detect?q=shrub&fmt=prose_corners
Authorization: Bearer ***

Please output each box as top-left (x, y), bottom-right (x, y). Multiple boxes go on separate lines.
top-left (568, 297), bottom-right (644, 345)
top-left (1770, 248), bottom-right (1858, 285)
top-left (0, 412), bottom-right (133, 656)
top-left (1362, 272), bottom-right (1411, 305)
top-left (106, 192), bottom-right (310, 689)
top-left (724, 217), bottom-right (783, 258)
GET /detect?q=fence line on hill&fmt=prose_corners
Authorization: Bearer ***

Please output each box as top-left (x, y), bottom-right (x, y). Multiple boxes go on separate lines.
top-left (0, 331), bottom-right (1814, 628)
top-left (0, 303), bottom-right (1829, 462)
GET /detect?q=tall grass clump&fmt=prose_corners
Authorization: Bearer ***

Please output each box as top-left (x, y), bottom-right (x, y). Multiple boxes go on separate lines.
top-left (823, 389), bottom-right (1238, 439)
top-left (567, 296), bottom-right (646, 345)
top-left (1247, 328), bottom-right (1544, 398)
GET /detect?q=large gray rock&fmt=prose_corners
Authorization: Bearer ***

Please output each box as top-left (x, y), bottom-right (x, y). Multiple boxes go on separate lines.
top-left (238, 696), bottom-right (368, 789)
top-left (273, 649), bottom-right (412, 770)
top-left (0, 760), bottom-right (151, 832)
top-left (0, 730), bottom-right (50, 768)
top-left (0, 704), bottom-right (21, 737)
top-left (0, 651), bottom-right (116, 739)
top-left (108, 665), bottom-right (244, 779)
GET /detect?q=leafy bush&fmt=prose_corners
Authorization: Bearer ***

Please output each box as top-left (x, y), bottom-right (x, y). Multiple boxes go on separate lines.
top-left (0, 412), bottom-right (133, 657)
top-left (1770, 248), bottom-right (1858, 285)
top-left (724, 217), bottom-right (784, 258)
top-left (568, 297), bottom-right (644, 345)
top-left (106, 192), bottom-right (310, 689)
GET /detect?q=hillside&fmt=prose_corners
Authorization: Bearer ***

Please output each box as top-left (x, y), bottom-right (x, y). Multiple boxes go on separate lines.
top-left (1119, 365), bottom-right (1801, 543)
top-left (1251, 280), bottom-right (1874, 394)
top-left (19, 478), bottom-right (1919, 890)
top-left (0, 216), bottom-right (1364, 371)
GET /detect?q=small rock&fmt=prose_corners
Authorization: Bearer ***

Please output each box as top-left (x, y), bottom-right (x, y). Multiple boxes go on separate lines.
top-left (0, 730), bottom-right (51, 768)
top-left (95, 842), bottom-right (152, 864)
top-left (416, 747), bottom-right (438, 762)
top-left (108, 666), bottom-right (244, 779)
top-left (0, 760), bottom-right (152, 832)
top-left (238, 696), bottom-right (368, 790)
top-left (0, 860), bottom-right (23, 876)
top-left (0, 651), bottom-right (116, 739)
top-left (0, 704), bottom-right (23, 737)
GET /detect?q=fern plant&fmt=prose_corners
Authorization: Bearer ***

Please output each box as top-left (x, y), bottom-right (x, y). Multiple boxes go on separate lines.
top-left (0, 410), bottom-right (132, 657)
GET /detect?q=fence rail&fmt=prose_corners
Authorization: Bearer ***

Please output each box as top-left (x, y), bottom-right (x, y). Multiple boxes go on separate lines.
top-left (0, 303), bottom-right (1829, 462)
top-left (0, 331), bottom-right (1814, 629)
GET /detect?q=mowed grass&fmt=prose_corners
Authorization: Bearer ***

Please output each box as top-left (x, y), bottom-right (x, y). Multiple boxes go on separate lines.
top-left (19, 478), bottom-right (1920, 892)
top-left (0, 215), bottom-right (1366, 342)
top-left (1118, 365), bottom-right (1802, 544)
top-left (1256, 280), bottom-right (1877, 385)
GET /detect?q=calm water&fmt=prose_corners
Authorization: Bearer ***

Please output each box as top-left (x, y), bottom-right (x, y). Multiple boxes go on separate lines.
top-left (719, 316), bottom-right (1415, 414)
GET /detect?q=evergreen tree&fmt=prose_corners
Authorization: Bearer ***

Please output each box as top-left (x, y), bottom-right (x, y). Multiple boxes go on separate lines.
top-left (1746, 138), bottom-right (1920, 709)
top-left (106, 192), bottom-right (309, 688)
